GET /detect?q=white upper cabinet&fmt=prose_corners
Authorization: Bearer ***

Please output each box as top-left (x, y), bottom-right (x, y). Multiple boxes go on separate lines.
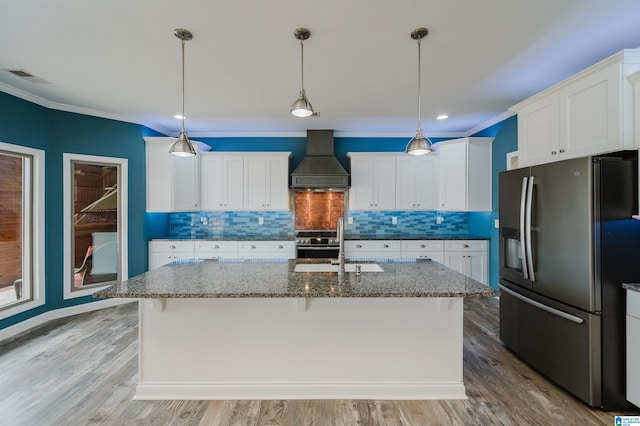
top-left (145, 137), bottom-right (209, 212)
top-left (201, 153), bottom-right (244, 210)
top-left (437, 138), bottom-right (493, 212)
top-left (395, 155), bottom-right (439, 210)
top-left (511, 49), bottom-right (640, 167)
top-left (348, 153), bottom-right (396, 210)
top-left (243, 153), bottom-right (291, 210)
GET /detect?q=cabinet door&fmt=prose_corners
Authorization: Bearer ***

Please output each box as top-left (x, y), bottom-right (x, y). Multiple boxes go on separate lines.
top-left (266, 155), bottom-right (290, 210)
top-left (202, 155), bottom-right (243, 210)
top-left (438, 142), bottom-right (467, 211)
top-left (373, 156), bottom-right (396, 209)
top-left (444, 251), bottom-right (488, 285)
top-left (415, 156), bottom-right (438, 210)
top-left (561, 63), bottom-right (622, 159)
top-left (395, 156), bottom-right (418, 209)
top-left (517, 92), bottom-right (560, 167)
top-left (244, 156), bottom-right (268, 210)
top-left (349, 156), bottom-right (375, 209)
top-left (145, 139), bottom-right (172, 212)
top-left (172, 154), bottom-right (200, 211)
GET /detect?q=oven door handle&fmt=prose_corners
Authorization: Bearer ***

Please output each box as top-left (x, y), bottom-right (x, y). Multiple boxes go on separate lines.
top-left (297, 246), bottom-right (339, 250)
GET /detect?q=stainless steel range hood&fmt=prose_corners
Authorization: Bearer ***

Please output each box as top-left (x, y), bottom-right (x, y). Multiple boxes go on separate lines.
top-left (291, 130), bottom-right (349, 188)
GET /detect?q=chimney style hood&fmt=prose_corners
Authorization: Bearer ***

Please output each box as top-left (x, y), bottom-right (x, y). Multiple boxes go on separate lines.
top-left (290, 130), bottom-right (349, 188)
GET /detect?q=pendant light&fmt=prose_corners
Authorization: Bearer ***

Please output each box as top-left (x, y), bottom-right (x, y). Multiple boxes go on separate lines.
top-left (170, 28), bottom-right (196, 157)
top-left (290, 28), bottom-right (315, 118)
top-left (405, 27), bottom-right (434, 156)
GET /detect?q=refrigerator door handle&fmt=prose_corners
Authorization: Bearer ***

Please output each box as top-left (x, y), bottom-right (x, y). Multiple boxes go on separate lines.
top-left (499, 284), bottom-right (584, 324)
top-left (525, 176), bottom-right (536, 281)
top-left (520, 177), bottom-right (529, 280)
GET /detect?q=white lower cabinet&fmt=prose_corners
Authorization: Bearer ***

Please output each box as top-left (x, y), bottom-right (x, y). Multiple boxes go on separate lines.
top-left (195, 241), bottom-right (238, 260)
top-left (148, 241), bottom-right (195, 269)
top-left (401, 240), bottom-right (444, 263)
top-left (443, 240), bottom-right (489, 285)
top-left (345, 240), bottom-right (402, 259)
top-left (237, 241), bottom-right (295, 259)
top-left (627, 290), bottom-right (640, 407)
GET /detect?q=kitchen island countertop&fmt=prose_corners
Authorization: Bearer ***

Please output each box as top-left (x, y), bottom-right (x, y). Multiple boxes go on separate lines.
top-left (94, 258), bottom-right (496, 299)
top-left (623, 283), bottom-right (640, 293)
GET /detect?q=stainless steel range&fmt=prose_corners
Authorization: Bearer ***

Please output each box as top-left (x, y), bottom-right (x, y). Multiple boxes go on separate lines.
top-left (295, 231), bottom-right (340, 258)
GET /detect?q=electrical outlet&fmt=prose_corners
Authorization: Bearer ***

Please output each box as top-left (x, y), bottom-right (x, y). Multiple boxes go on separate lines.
top-left (392, 217), bottom-right (397, 225)
top-left (436, 215), bottom-right (444, 225)
top-left (258, 217), bottom-right (264, 225)
top-left (494, 219), bottom-right (500, 229)
top-left (348, 217), bottom-right (353, 225)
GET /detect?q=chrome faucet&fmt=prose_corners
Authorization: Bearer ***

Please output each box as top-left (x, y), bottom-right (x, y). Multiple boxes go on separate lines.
top-left (337, 217), bottom-right (346, 275)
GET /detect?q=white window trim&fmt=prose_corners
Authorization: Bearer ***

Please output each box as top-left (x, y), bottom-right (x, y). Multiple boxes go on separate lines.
top-left (0, 142), bottom-right (45, 321)
top-left (63, 153), bottom-right (128, 300)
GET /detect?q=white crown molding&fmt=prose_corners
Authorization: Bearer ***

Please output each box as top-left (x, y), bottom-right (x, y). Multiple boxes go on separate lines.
top-left (464, 110), bottom-right (515, 137)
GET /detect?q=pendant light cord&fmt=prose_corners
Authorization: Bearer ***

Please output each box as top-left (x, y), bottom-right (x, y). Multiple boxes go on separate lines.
top-left (417, 38), bottom-right (422, 131)
top-left (300, 39), bottom-right (305, 92)
top-left (181, 39), bottom-right (186, 132)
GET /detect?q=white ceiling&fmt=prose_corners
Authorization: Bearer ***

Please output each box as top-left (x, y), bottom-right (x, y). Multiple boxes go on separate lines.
top-left (1, 0), bottom-right (640, 138)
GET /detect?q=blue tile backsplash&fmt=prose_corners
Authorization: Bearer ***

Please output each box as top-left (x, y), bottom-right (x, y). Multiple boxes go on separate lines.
top-left (345, 211), bottom-right (468, 237)
top-left (170, 210), bottom-right (469, 239)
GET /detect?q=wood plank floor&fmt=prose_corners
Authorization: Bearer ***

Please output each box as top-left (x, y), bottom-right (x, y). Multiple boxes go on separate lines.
top-left (0, 298), bottom-right (638, 425)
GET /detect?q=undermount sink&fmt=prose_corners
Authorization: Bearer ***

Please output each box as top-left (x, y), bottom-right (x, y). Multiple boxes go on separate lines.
top-left (294, 263), bottom-right (384, 273)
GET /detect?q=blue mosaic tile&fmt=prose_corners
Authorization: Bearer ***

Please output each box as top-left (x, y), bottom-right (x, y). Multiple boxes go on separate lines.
top-left (170, 210), bottom-right (469, 239)
top-left (170, 211), bottom-right (295, 239)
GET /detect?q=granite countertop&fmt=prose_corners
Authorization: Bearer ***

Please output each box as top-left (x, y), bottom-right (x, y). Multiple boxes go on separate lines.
top-left (623, 283), bottom-right (640, 293)
top-left (94, 259), bottom-right (497, 299)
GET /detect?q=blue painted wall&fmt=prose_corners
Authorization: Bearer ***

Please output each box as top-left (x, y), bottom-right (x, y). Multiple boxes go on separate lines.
top-left (0, 92), bottom-right (154, 331)
top-left (468, 116), bottom-right (518, 288)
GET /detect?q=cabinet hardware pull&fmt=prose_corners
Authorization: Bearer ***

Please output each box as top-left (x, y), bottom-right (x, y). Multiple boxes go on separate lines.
top-left (384, 244), bottom-right (389, 248)
top-left (356, 244), bottom-right (362, 248)
top-left (463, 244), bottom-right (469, 248)
top-left (551, 151), bottom-right (557, 155)
top-left (251, 245), bottom-right (256, 249)
top-left (559, 149), bottom-right (565, 153)
top-left (170, 245), bottom-right (176, 249)
top-left (278, 245), bottom-right (283, 249)
top-left (215, 245), bottom-right (219, 249)
top-left (420, 244), bottom-right (426, 248)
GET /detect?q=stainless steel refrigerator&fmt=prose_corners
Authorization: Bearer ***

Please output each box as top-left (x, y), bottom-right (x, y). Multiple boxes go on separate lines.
top-left (499, 151), bottom-right (639, 410)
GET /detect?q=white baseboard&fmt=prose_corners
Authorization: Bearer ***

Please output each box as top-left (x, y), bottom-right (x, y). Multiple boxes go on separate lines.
top-left (0, 298), bottom-right (136, 343)
top-left (134, 382), bottom-right (468, 401)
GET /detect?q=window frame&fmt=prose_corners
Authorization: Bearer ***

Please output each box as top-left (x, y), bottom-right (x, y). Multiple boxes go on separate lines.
top-left (63, 153), bottom-right (128, 300)
top-left (0, 142), bottom-right (45, 320)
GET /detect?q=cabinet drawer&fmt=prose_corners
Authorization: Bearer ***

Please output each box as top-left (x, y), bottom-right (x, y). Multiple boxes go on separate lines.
top-left (238, 241), bottom-right (295, 258)
top-left (149, 240), bottom-right (195, 253)
top-left (345, 240), bottom-right (401, 252)
top-left (195, 241), bottom-right (238, 252)
top-left (197, 251), bottom-right (238, 259)
top-left (628, 290), bottom-right (640, 319)
top-left (402, 251), bottom-right (444, 263)
top-left (444, 240), bottom-right (487, 251)
top-left (401, 240), bottom-right (444, 252)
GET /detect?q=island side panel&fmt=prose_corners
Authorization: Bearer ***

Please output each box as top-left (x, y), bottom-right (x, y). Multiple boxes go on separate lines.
top-left (136, 297), bottom-right (465, 400)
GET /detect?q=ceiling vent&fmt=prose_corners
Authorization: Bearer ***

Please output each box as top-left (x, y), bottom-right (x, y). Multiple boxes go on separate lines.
top-left (6, 69), bottom-right (51, 84)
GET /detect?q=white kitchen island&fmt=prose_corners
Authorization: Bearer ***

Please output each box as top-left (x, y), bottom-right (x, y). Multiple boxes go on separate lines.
top-left (95, 259), bottom-right (495, 400)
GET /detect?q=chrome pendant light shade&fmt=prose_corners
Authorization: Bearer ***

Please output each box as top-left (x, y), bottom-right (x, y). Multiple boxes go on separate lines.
top-left (405, 27), bottom-right (434, 156)
top-left (170, 28), bottom-right (196, 157)
top-left (290, 28), bottom-right (315, 118)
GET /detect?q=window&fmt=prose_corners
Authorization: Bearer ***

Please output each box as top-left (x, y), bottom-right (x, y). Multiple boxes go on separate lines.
top-left (0, 142), bottom-right (44, 320)
top-left (63, 154), bottom-right (127, 299)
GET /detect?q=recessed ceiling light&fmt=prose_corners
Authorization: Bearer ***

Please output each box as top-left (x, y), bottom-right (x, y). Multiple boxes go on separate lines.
top-left (174, 114), bottom-right (185, 120)
top-left (436, 114), bottom-right (449, 120)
